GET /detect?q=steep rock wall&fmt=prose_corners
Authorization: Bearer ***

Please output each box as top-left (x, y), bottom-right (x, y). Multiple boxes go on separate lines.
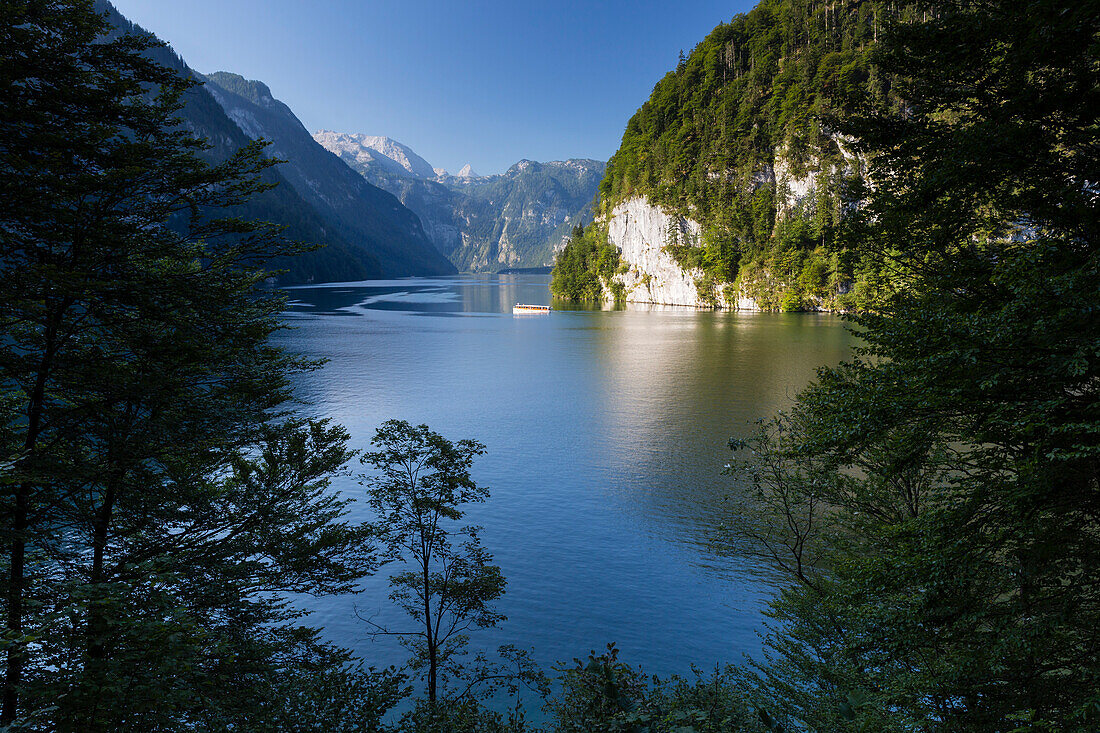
top-left (603, 198), bottom-right (759, 309)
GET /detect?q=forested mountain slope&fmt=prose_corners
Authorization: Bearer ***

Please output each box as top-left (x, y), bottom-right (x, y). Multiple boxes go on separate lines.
top-left (554, 0), bottom-right (903, 309)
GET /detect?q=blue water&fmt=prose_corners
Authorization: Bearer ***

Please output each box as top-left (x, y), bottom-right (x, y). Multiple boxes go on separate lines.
top-left (276, 274), bottom-right (853, 693)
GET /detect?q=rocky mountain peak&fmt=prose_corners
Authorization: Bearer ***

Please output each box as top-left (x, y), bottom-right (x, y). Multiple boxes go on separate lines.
top-left (204, 71), bottom-right (275, 108)
top-left (312, 131), bottom-right (437, 179)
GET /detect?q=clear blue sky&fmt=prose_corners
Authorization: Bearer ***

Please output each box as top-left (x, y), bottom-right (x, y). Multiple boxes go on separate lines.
top-left (109, 0), bottom-right (755, 175)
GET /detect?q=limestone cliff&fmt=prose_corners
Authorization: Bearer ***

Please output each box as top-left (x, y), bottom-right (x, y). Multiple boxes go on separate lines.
top-left (555, 0), bottom-right (890, 311)
top-left (603, 198), bottom-right (756, 309)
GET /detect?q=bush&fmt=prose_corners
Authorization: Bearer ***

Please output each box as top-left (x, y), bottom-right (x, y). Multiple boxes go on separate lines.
top-left (548, 644), bottom-right (762, 733)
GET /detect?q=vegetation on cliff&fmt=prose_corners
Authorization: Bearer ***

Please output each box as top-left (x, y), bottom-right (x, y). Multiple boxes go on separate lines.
top-left (549, 224), bottom-right (623, 302)
top-left (723, 0), bottom-right (1100, 727)
top-left (556, 0), bottom-right (910, 309)
top-left (553, 5), bottom-right (1100, 729)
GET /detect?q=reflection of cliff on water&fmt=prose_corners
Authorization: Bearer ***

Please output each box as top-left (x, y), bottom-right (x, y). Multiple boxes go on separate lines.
top-left (587, 309), bottom-right (854, 560)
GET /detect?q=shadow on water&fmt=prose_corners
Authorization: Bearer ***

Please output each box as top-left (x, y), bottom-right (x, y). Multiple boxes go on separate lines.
top-left (285, 274), bottom-right (569, 317)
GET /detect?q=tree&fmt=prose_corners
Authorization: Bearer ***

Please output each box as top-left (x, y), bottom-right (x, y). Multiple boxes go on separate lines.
top-left (550, 224), bottom-right (622, 302)
top-left (550, 644), bottom-right (763, 733)
top-left (361, 421), bottom-right (530, 710)
top-left (725, 1), bottom-right (1100, 729)
top-left (0, 2), bottom-right (379, 728)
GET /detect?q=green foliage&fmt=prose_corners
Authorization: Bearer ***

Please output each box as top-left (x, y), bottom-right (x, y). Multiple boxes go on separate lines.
top-left (723, 0), bottom-right (1100, 729)
top-left (362, 421), bottom-right (545, 710)
top-left (550, 224), bottom-right (622, 302)
top-left (0, 2), bottom-right (379, 728)
top-left (548, 644), bottom-right (763, 733)
top-left (580, 0), bottom-right (909, 309)
top-left (398, 696), bottom-right (535, 733)
top-left (666, 226), bottom-right (741, 291)
top-left (232, 648), bottom-right (408, 733)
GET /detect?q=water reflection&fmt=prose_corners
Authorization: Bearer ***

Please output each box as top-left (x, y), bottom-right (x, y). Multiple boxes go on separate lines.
top-left (286, 274), bottom-right (558, 317)
top-left (583, 309), bottom-right (853, 564)
top-left (275, 275), bottom-right (856, 684)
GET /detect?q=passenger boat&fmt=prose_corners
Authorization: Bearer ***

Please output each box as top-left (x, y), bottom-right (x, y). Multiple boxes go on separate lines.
top-left (512, 303), bottom-right (552, 314)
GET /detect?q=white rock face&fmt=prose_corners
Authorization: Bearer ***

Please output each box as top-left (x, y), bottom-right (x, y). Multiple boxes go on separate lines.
top-left (773, 155), bottom-right (817, 219)
top-left (605, 197), bottom-right (759, 309)
top-left (772, 137), bottom-right (864, 219)
top-left (456, 163), bottom-right (479, 178)
top-left (312, 131), bottom-right (437, 179)
top-left (204, 84), bottom-right (267, 140)
top-left (596, 135), bottom-right (864, 310)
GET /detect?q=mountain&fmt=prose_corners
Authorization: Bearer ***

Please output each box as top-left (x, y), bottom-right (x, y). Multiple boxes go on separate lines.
top-left (202, 75), bottom-right (455, 277)
top-left (97, 2), bottom-right (453, 283)
top-left (437, 158), bottom-right (606, 271)
top-left (313, 131), bottom-right (437, 179)
top-left (314, 132), bottom-right (605, 272)
top-left (554, 0), bottom-right (890, 310)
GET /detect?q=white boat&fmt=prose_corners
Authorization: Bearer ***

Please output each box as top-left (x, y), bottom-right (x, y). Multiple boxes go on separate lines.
top-left (512, 303), bottom-right (551, 314)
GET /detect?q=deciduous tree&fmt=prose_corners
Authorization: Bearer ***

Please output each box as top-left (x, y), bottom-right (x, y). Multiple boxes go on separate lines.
top-left (361, 421), bottom-right (537, 712)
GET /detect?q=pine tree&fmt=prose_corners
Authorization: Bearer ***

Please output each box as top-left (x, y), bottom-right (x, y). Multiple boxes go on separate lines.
top-left (0, 2), bottom-right (379, 728)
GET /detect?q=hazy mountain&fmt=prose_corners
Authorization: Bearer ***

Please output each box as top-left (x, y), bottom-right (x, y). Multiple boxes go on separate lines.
top-left (314, 131), bottom-right (437, 179)
top-left (438, 158), bottom-right (606, 271)
top-left (203, 74), bottom-right (455, 277)
top-left (96, 1), bottom-right (453, 283)
top-left (313, 132), bottom-right (605, 272)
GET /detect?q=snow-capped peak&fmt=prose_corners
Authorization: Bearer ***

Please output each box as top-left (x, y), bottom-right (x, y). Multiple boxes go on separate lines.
top-left (312, 130), bottom-right (436, 179)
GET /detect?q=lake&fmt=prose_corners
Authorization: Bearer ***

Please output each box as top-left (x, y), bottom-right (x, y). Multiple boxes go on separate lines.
top-left (276, 273), bottom-right (854, 693)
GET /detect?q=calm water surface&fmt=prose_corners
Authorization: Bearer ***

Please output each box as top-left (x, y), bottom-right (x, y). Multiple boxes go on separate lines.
top-left (276, 274), bottom-right (854, 684)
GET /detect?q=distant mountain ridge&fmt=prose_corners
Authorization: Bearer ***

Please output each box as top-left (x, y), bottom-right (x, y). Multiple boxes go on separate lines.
top-left (313, 132), bottom-right (605, 272)
top-left (314, 131), bottom-right (437, 179)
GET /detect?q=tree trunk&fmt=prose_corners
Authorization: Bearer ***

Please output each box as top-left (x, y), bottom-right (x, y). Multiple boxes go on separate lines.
top-left (71, 475), bottom-right (117, 731)
top-left (423, 558), bottom-right (436, 703)
top-left (2, 330), bottom-right (56, 725)
top-left (2, 484), bottom-right (28, 727)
